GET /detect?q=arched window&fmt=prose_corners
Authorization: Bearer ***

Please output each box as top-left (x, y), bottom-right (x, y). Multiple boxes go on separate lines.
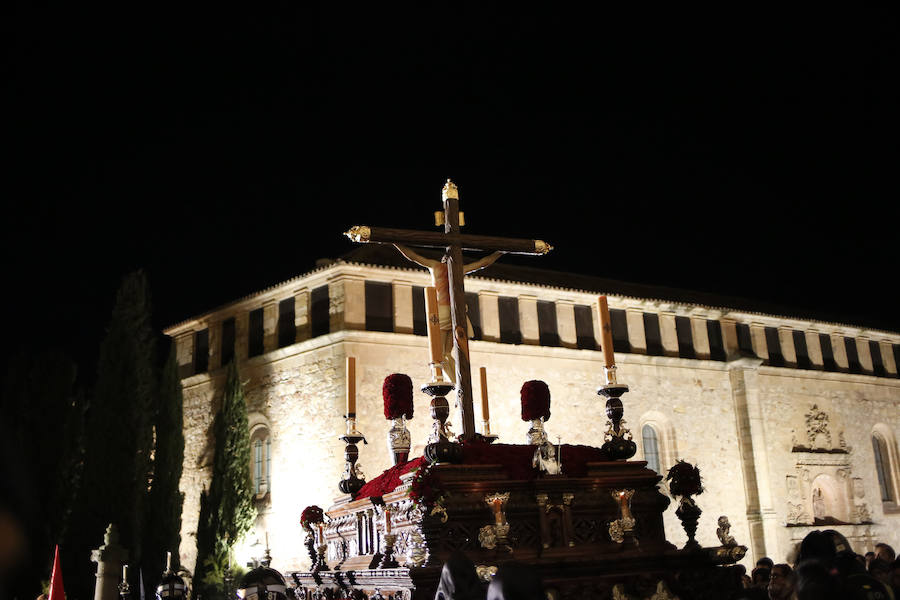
top-left (639, 411), bottom-right (678, 479)
top-left (642, 424), bottom-right (661, 474)
top-left (873, 433), bottom-right (894, 502)
top-left (250, 426), bottom-right (271, 498)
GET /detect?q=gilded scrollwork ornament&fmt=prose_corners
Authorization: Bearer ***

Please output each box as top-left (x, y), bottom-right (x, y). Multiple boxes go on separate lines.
top-left (608, 489), bottom-right (636, 544)
top-left (475, 565), bottom-right (498, 582)
top-left (343, 226), bottom-right (371, 243)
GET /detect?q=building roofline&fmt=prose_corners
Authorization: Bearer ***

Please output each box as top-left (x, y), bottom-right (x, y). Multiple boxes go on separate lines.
top-left (163, 245), bottom-right (900, 337)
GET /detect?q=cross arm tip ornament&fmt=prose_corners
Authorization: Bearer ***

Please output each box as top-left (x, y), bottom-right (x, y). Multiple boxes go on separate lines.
top-left (345, 225), bottom-right (371, 243)
top-left (534, 240), bottom-right (553, 254)
top-left (442, 179), bottom-right (459, 201)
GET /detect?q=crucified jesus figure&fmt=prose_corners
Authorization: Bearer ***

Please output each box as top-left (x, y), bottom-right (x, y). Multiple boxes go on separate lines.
top-left (393, 244), bottom-right (505, 383)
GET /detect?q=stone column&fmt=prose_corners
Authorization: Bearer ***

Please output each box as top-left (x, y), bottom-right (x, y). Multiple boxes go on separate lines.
top-left (749, 323), bottom-right (768, 360)
top-left (478, 291), bottom-right (500, 342)
top-left (91, 524), bottom-right (128, 600)
top-left (556, 300), bottom-right (576, 348)
top-left (392, 281), bottom-right (413, 334)
top-left (856, 337), bottom-right (873, 372)
top-left (332, 278), bottom-right (365, 332)
top-left (658, 312), bottom-right (678, 357)
top-left (778, 327), bottom-right (797, 366)
top-left (235, 312), bottom-right (249, 361)
top-left (294, 288), bottom-right (311, 342)
top-left (880, 340), bottom-right (897, 376)
top-left (830, 332), bottom-right (849, 370)
top-left (727, 359), bottom-right (777, 563)
top-left (690, 314), bottom-right (711, 359)
top-left (175, 332), bottom-right (194, 379)
top-left (518, 295), bottom-right (539, 345)
top-left (720, 318), bottom-right (740, 361)
top-left (625, 308), bottom-right (647, 354)
top-left (263, 301), bottom-right (277, 352)
top-left (805, 329), bottom-right (824, 369)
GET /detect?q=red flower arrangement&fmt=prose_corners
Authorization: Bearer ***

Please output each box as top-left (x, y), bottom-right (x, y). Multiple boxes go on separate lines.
top-left (383, 373), bottom-right (414, 420)
top-left (520, 380), bottom-right (551, 421)
top-left (300, 505), bottom-right (325, 530)
top-left (408, 464), bottom-right (445, 507)
top-left (666, 460), bottom-right (703, 497)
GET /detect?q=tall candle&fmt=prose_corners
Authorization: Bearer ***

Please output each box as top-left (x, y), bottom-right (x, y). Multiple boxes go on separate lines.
top-left (491, 499), bottom-right (503, 525)
top-left (424, 287), bottom-right (443, 368)
top-left (384, 508), bottom-right (392, 534)
top-left (346, 356), bottom-right (356, 416)
top-left (122, 565), bottom-right (128, 581)
top-left (597, 296), bottom-right (616, 369)
top-left (166, 551), bottom-right (171, 571)
top-left (479, 367), bottom-right (490, 421)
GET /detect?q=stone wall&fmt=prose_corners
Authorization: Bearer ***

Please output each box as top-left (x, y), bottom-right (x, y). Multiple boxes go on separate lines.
top-left (169, 261), bottom-right (900, 574)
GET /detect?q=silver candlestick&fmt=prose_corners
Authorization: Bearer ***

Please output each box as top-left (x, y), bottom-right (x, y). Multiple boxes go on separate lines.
top-left (338, 416), bottom-right (367, 496)
top-left (598, 366), bottom-right (636, 460)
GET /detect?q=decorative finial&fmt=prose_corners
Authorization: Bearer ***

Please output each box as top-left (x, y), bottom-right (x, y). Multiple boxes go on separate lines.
top-left (442, 179), bottom-right (459, 201)
top-left (344, 225), bottom-right (371, 243)
top-left (534, 240), bottom-right (553, 254)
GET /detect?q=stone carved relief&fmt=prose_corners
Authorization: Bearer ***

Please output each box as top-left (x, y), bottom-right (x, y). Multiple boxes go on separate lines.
top-left (792, 404), bottom-right (850, 453)
top-left (812, 488), bottom-right (826, 521)
top-left (806, 404), bottom-right (831, 446)
top-left (852, 477), bottom-right (866, 499)
top-left (785, 474), bottom-right (811, 525)
top-left (786, 453), bottom-right (871, 526)
top-left (787, 502), bottom-right (811, 526)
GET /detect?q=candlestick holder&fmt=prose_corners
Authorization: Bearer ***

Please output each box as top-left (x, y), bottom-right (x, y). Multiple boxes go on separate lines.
top-left (477, 419), bottom-right (499, 444)
top-left (598, 367), bottom-right (636, 460)
top-left (478, 492), bottom-right (512, 553)
top-left (313, 526), bottom-right (330, 573)
top-left (338, 417), bottom-right (367, 497)
top-left (378, 532), bottom-right (399, 569)
top-left (387, 416), bottom-right (411, 465)
top-left (422, 381), bottom-right (462, 464)
top-left (118, 567), bottom-right (131, 600)
top-left (608, 489), bottom-right (636, 544)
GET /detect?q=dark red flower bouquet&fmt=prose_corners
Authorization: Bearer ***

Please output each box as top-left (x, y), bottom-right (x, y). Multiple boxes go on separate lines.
top-left (408, 464), bottom-right (444, 507)
top-left (383, 373), bottom-right (414, 420)
top-left (666, 460), bottom-right (703, 497)
top-left (520, 380), bottom-right (551, 421)
top-left (300, 505), bottom-right (325, 531)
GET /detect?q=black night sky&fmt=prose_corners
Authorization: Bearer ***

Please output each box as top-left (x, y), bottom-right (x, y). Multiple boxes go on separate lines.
top-left (4, 5), bottom-right (898, 379)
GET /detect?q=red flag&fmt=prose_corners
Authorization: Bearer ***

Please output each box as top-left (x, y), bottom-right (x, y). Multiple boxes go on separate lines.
top-left (48, 545), bottom-right (65, 600)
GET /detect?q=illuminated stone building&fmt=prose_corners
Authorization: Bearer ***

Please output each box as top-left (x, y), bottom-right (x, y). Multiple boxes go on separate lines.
top-left (164, 246), bottom-right (900, 573)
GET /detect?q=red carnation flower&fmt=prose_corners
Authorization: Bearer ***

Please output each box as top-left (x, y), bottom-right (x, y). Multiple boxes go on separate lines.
top-left (300, 505), bottom-right (324, 530)
top-left (520, 380), bottom-right (551, 422)
top-left (383, 373), bottom-right (414, 420)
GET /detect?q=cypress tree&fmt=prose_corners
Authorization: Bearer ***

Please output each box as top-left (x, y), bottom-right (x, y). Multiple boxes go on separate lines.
top-left (195, 358), bottom-right (256, 596)
top-left (143, 341), bottom-right (185, 595)
top-left (68, 270), bottom-right (157, 597)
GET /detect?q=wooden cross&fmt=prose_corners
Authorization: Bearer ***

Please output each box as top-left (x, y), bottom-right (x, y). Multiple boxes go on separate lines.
top-left (344, 180), bottom-right (552, 440)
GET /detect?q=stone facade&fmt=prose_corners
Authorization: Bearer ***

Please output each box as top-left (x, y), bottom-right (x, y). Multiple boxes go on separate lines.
top-left (164, 256), bottom-right (900, 574)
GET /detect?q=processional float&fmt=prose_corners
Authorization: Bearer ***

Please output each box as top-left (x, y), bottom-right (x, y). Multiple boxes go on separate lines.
top-left (286, 180), bottom-right (746, 600)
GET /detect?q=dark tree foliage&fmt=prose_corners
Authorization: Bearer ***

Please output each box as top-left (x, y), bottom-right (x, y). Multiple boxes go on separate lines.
top-left (195, 358), bottom-right (256, 598)
top-left (142, 342), bottom-right (185, 597)
top-left (0, 349), bottom-right (86, 600)
top-left (67, 270), bottom-right (157, 598)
